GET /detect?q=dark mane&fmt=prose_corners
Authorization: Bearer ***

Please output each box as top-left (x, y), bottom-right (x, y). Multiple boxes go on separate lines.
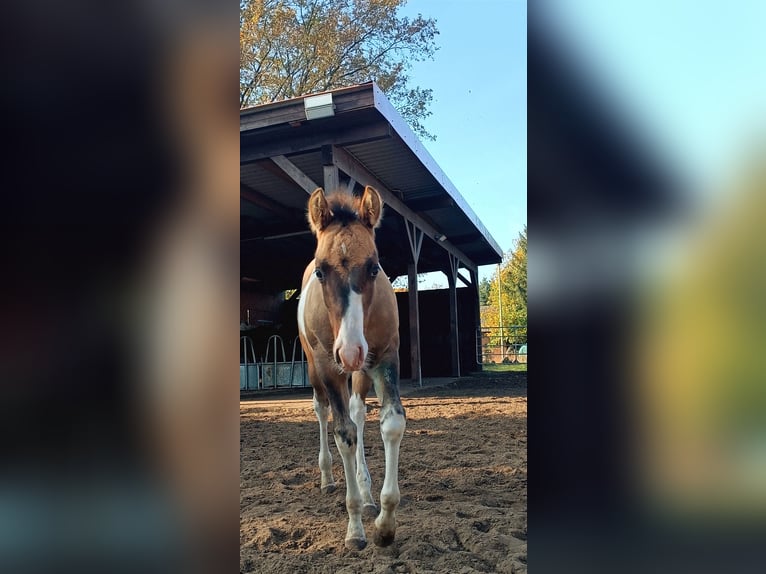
top-left (327, 193), bottom-right (360, 226)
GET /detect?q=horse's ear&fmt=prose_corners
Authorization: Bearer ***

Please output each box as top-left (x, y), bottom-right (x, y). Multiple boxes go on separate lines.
top-left (308, 188), bottom-right (332, 234)
top-left (359, 186), bottom-right (383, 229)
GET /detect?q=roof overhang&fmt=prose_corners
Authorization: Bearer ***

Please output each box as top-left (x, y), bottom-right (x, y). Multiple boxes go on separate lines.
top-left (241, 82), bottom-right (503, 290)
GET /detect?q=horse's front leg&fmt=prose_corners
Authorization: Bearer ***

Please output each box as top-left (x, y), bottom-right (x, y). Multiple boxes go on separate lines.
top-left (351, 371), bottom-right (377, 516)
top-left (326, 377), bottom-right (367, 550)
top-left (371, 361), bottom-right (406, 547)
top-left (312, 390), bottom-right (335, 494)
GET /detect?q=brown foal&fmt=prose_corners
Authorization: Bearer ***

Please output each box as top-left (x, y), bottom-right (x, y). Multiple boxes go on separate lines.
top-left (297, 186), bottom-right (406, 550)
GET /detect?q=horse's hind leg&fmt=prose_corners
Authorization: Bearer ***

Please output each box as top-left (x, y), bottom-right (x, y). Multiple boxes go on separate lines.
top-left (351, 371), bottom-right (377, 516)
top-left (371, 360), bottom-right (406, 547)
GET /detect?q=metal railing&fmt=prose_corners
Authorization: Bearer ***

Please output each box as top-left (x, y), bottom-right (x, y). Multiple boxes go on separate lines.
top-left (240, 336), bottom-right (260, 391)
top-left (477, 325), bottom-right (527, 365)
top-left (240, 335), bottom-right (309, 392)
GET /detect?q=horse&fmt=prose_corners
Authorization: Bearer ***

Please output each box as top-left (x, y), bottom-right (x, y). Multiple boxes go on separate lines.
top-left (297, 186), bottom-right (406, 550)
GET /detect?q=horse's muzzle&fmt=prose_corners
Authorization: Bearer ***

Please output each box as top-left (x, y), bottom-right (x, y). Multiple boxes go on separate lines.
top-left (336, 344), bottom-right (365, 372)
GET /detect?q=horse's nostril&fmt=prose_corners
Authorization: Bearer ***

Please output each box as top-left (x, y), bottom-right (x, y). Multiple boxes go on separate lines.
top-left (336, 346), bottom-right (365, 370)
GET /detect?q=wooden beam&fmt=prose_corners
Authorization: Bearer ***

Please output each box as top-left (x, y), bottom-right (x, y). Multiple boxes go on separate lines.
top-left (240, 83), bottom-right (376, 132)
top-left (270, 155), bottom-right (319, 194)
top-left (447, 254), bottom-right (461, 377)
top-left (404, 220), bottom-right (423, 264)
top-left (240, 229), bottom-right (313, 242)
top-left (322, 145), bottom-right (339, 193)
top-left (331, 145), bottom-right (477, 273)
top-left (240, 223), bottom-right (309, 242)
top-left (323, 167), bottom-right (339, 192)
top-left (241, 121), bottom-right (391, 164)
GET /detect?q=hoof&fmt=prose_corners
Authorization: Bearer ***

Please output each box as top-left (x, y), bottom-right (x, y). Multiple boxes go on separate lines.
top-left (345, 537), bottom-right (367, 551)
top-left (321, 483), bottom-right (336, 494)
top-left (373, 529), bottom-right (395, 547)
top-left (363, 504), bottom-right (378, 518)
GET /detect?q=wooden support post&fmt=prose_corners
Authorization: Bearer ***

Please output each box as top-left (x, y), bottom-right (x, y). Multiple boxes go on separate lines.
top-left (405, 220), bottom-right (424, 387)
top-left (408, 263), bottom-right (421, 387)
top-left (469, 269), bottom-right (482, 372)
top-left (321, 145), bottom-right (338, 193)
top-left (447, 254), bottom-right (461, 377)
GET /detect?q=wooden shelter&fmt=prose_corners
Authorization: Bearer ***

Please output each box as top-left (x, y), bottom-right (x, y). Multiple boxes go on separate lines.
top-left (240, 82), bottom-right (503, 383)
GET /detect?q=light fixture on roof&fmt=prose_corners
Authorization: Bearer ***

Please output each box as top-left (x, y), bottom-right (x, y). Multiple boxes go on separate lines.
top-left (304, 93), bottom-right (335, 120)
top-left (436, 234), bottom-right (447, 242)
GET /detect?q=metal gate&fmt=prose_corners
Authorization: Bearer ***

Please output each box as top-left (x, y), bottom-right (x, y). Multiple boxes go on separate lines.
top-left (260, 335), bottom-right (309, 389)
top-left (240, 336), bottom-right (260, 390)
top-left (476, 325), bottom-right (527, 365)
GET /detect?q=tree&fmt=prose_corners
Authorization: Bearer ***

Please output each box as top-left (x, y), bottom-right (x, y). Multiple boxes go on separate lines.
top-left (391, 273), bottom-right (426, 292)
top-left (481, 225), bottom-right (527, 355)
top-left (240, 0), bottom-right (439, 140)
top-left (479, 277), bottom-right (492, 306)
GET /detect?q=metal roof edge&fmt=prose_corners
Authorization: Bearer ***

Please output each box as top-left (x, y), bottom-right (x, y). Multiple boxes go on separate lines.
top-left (369, 82), bottom-right (505, 258)
top-left (240, 82), bottom-right (376, 120)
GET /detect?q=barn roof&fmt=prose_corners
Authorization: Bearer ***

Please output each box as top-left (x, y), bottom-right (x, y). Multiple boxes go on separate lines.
top-left (241, 82), bottom-right (503, 290)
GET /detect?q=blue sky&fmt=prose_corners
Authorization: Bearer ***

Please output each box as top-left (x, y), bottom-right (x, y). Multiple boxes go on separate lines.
top-left (399, 0), bottom-right (527, 284)
top-left (398, 0), bottom-right (766, 284)
top-left (538, 0), bottom-right (766, 198)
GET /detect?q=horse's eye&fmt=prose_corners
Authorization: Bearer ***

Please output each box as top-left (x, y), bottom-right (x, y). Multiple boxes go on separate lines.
top-left (315, 268), bottom-right (324, 281)
top-left (370, 264), bottom-right (380, 277)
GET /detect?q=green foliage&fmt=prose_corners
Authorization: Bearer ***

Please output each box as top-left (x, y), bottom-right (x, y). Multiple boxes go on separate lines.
top-left (391, 273), bottom-right (426, 291)
top-left (240, 0), bottom-right (439, 140)
top-left (482, 363), bottom-right (527, 373)
top-left (481, 225), bottom-right (527, 344)
top-left (479, 277), bottom-right (492, 306)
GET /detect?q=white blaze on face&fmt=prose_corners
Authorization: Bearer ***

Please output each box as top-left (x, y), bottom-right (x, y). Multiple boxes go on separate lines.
top-left (335, 290), bottom-right (368, 370)
top-left (297, 271), bottom-right (315, 339)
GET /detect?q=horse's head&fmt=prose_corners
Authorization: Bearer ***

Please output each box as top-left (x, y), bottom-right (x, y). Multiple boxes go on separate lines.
top-left (307, 186), bottom-right (384, 372)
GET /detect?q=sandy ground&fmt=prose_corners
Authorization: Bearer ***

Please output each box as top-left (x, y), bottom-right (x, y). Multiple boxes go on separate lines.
top-left (240, 371), bottom-right (527, 573)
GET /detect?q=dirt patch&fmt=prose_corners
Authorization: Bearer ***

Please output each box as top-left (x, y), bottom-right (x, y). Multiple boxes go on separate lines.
top-left (241, 371), bottom-right (527, 573)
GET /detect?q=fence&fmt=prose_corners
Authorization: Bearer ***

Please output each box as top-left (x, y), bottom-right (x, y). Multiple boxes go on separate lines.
top-left (240, 334), bottom-right (309, 392)
top-left (477, 325), bottom-right (527, 365)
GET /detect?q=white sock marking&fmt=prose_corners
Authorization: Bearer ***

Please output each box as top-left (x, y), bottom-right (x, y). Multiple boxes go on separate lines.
top-left (334, 427), bottom-right (366, 545)
top-left (313, 394), bottom-right (334, 491)
top-left (376, 406), bottom-right (406, 541)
